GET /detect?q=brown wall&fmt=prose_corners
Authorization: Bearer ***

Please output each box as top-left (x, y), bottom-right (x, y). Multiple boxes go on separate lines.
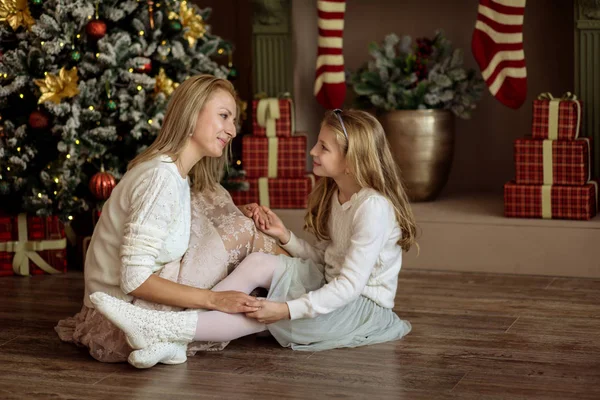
top-left (292, 0), bottom-right (574, 194)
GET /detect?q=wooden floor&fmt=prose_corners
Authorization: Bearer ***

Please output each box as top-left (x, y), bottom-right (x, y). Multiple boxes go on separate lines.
top-left (0, 270), bottom-right (599, 399)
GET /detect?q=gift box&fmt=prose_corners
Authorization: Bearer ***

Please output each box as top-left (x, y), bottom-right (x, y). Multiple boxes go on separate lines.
top-left (242, 135), bottom-right (307, 178)
top-left (532, 92), bottom-right (583, 140)
top-left (252, 97), bottom-right (294, 137)
top-left (514, 138), bottom-right (592, 186)
top-left (229, 175), bottom-right (315, 209)
top-left (504, 181), bottom-right (598, 220)
top-left (0, 214), bottom-right (67, 276)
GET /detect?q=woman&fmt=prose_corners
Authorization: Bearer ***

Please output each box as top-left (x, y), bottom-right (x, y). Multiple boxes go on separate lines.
top-left (88, 110), bottom-right (413, 369)
top-left (56, 74), bottom-right (287, 363)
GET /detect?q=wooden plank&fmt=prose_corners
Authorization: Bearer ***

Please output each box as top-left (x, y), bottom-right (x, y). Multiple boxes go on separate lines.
top-left (1, 271), bottom-right (599, 399)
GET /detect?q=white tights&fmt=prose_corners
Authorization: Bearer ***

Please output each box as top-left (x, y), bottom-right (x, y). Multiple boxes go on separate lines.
top-left (192, 252), bottom-right (279, 342)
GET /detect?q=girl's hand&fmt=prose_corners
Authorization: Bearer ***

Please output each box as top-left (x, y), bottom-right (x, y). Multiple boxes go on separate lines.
top-left (245, 299), bottom-right (290, 324)
top-left (253, 206), bottom-right (290, 244)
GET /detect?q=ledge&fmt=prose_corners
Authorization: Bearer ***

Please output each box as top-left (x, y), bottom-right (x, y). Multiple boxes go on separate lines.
top-left (277, 192), bottom-right (600, 278)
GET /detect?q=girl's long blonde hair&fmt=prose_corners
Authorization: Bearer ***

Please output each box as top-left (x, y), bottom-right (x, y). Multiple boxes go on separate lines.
top-left (128, 74), bottom-right (237, 192)
top-left (304, 110), bottom-right (417, 252)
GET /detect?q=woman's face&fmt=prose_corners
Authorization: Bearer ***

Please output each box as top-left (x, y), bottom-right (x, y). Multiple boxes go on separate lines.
top-left (190, 89), bottom-right (237, 158)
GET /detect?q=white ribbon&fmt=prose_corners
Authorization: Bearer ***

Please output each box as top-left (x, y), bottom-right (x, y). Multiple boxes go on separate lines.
top-left (258, 177), bottom-right (270, 208)
top-left (267, 138), bottom-right (278, 178)
top-left (542, 140), bottom-right (553, 185)
top-left (256, 98), bottom-right (280, 138)
top-left (538, 92), bottom-right (581, 139)
top-left (541, 185), bottom-right (552, 219)
top-left (0, 214), bottom-right (65, 276)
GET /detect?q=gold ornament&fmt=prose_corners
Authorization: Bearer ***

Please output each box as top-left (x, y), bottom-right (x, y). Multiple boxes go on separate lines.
top-left (0, 0), bottom-right (34, 31)
top-left (34, 67), bottom-right (80, 104)
top-left (154, 68), bottom-right (179, 97)
top-left (147, 0), bottom-right (155, 30)
top-left (169, 1), bottom-right (206, 47)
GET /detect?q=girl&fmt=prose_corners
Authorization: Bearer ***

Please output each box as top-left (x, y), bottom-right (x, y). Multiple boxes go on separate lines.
top-left (56, 74), bottom-right (285, 363)
top-left (89, 109), bottom-right (416, 368)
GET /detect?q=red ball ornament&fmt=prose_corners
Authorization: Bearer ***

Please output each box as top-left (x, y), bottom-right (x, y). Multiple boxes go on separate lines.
top-left (28, 110), bottom-right (49, 129)
top-left (137, 62), bottom-right (152, 74)
top-left (89, 169), bottom-right (116, 200)
top-left (86, 20), bottom-right (107, 40)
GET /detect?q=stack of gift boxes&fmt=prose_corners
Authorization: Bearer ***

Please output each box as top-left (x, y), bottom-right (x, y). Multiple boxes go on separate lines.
top-left (504, 93), bottom-right (598, 220)
top-left (228, 96), bottom-right (315, 209)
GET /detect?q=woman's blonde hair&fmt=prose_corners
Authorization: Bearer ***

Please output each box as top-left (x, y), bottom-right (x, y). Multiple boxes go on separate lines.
top-left (304, 110), bottom-right (417, 252)
top-left (128, 74), bottom-right (237, 192)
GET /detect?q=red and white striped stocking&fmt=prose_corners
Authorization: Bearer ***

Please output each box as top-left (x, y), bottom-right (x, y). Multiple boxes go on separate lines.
top-left (314, 0), bottom-right (346, 110)
top-left (471, 0), bottom-right (527, 109)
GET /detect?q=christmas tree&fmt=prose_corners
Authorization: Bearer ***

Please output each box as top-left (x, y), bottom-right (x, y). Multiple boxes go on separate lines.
top-left (0, 0), bottom-right (243, 222)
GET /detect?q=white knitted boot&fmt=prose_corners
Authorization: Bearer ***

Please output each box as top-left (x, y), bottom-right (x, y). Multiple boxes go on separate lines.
top-left (89, 292), bottom-right (197, 349)
top-left (128, 342), bottom-right (188, 369)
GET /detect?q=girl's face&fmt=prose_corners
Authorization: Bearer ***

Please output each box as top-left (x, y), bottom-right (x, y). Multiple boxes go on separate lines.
top-left (309, 125), bottom-right (348, 179)
top-left (190, 89), bottom-right (237, 158)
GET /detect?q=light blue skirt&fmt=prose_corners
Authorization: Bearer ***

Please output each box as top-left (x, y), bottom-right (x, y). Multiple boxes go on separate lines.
top-left (266, 255), bottom-right (411, 351)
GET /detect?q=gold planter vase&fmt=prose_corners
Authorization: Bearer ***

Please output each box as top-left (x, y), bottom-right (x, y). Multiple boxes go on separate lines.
top-left (378, 109), bottom-right (455, 202)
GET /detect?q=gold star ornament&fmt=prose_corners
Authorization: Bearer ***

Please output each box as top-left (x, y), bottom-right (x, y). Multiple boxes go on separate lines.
top-left (169, 1), bottom-right (206, 47)
top-left (0, 0), bottom-right (34, 31)
top-left (34, 67), bottom-right (80, 104)
top-left (154, 68), bottom-right (179, 97)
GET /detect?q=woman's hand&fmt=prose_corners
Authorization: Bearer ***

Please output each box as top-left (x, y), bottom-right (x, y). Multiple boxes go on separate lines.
top-left (238, 203), bottom-right (260, 218)
top-left (245, 299), bottom-right (290, 324)
top-left (252, 206), bottom-right (290, 244)
top-left (209, 291), bottom-right (262, 314)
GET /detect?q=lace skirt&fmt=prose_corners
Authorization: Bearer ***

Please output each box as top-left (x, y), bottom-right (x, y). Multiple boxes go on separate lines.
top-left (266, 255), bottom-right (412, 351)
top-left (56, 187), bottom-right (281, 362)
top-left (55, 304), bottom-right (131, 362)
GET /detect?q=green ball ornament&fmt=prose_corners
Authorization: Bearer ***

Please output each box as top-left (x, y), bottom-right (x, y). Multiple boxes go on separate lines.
top-left (107, 99), bottom-right (117, 111)
top-left (32, 0), bottom-right (43, 5)
top-left (169, 20), bottom-right (182, 32)
top-left (227, 66), bottom-right (238, 81)
top-left (70, 51), bottom-right (81, 62)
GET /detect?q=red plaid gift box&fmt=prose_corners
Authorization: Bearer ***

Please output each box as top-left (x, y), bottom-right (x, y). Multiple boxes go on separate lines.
top-left (532, 92), bottom-right (582, 140)
top-left (229, 175), bottom-right (315, 209)
top-left (514, 138), bottom-right (592, 186)
top-left (0, 214), bottom-right (67, 276)
top-left (504, 181), bottom-right (598, 220)
top-left (252, 97), bottom-right (294, 137)
top-left (242, 135), bottom-right (307, 178)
